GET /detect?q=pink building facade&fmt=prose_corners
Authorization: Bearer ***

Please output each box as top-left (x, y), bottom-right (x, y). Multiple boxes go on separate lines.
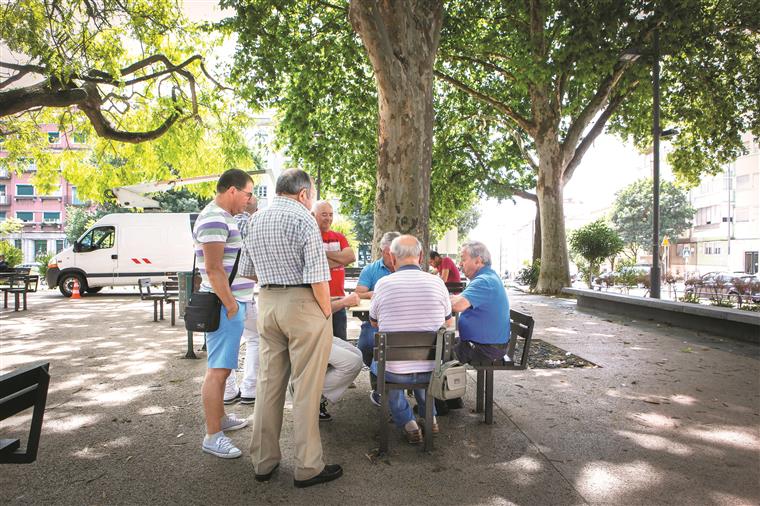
top-left (0, 125), bottom-right (89, 263)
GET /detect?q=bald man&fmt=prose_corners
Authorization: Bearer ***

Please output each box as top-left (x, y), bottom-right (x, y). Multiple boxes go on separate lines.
top-left (313, 200), bottom-right (356, 340)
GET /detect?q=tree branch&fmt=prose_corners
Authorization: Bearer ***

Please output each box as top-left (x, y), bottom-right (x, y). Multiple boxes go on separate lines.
top-left (439, 53), bottom-right (516, 81)
top-left (562, 88), bottom-right (633, 185)
top-left (435, 69), bottom-right (535, 135)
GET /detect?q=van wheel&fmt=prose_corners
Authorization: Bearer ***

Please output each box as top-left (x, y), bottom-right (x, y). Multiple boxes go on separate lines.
top-left (59, 273), bottom-right (87, 297)
top-left (85, 287), bottom-right (103, 294)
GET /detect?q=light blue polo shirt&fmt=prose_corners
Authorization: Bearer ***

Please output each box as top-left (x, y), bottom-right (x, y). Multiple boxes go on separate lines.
top-left (357, 258), bottom-right (392, 291)
top-left (458, 265), bottom-right (510, 345)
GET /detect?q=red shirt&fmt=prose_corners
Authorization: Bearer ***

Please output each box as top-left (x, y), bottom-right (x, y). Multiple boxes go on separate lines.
top-left (439, 256), bottom-right (461, 283)
top-left (322, 230), bottom-right (350, 296)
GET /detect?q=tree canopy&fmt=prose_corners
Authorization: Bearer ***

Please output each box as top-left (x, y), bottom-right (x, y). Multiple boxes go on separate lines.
top-left (222, 0), bottom-right (757, 291)
top-left (610, 178), bottom-right (695, 257)
top-left (1, 0), bottom-right (257, 202)
top-left (569, 219), bottom-right (624, 287)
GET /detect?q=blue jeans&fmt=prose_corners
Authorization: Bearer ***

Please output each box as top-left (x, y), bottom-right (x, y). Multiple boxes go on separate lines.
top-left (358, 321), bottom-right (375, 367)
top-left (377, 368), bottom-right (436, 428)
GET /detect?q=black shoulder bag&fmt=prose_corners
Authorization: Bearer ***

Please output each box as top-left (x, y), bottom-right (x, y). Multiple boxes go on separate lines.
top-left (184, 250), bottom-right (241, 333)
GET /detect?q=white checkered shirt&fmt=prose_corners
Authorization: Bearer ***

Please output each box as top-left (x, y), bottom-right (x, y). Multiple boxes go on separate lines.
top-left (239, 196), bottom-right (330, 285)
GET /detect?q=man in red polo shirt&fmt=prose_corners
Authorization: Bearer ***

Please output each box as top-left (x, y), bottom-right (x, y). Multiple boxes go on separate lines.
top-left (313, 200), bottom-right (356, 340)
top-left (430, 250), bottom-right (461, 283)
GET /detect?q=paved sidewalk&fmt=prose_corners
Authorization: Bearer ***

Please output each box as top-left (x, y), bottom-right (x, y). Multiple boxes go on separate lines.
top-left (1, 289), bottom-right (758, 505)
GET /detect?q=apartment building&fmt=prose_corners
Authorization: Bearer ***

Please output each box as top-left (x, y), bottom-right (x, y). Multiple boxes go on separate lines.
top-left (670, 133), bottom-right (760, 275)
top-left (0, 126), bottom-right (89, 263)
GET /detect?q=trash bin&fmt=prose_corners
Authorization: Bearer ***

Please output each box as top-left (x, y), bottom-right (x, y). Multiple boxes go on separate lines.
top-left (177, 271), bottom-right (199, 359)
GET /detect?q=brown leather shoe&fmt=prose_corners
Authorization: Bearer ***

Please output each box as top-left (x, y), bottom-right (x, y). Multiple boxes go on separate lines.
top-left (405, 428), bottom-right (423, 444)
top-left (418, 418), bottom-right (439, 434)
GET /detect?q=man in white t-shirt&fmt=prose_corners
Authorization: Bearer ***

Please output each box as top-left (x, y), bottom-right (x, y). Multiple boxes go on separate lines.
top-left (369, 235), bottom-right (453, 444)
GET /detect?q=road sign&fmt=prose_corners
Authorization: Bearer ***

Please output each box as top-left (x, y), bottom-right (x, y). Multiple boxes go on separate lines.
top-left (662, 236), bottom-right (670, 247)
top-left (682, 247), bottom-right (691, 258)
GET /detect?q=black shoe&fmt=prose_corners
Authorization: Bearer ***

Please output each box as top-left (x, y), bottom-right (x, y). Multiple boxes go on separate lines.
top-left (255, 463), bottom-right (279, 482)
top-left (293, 464), bottom-right (343, 488)
top-left (319, 398), bottom-right (332, 422)
top-left (240, 396), bottom-right (256, 405)
top-left (434, 397), bottom-right (450, 415)
top-left (224, 391), bottom-right (241, 405)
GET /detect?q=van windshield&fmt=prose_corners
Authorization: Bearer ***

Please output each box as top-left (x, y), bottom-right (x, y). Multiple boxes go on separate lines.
top-left (77, 226), bottom-right (115, 252)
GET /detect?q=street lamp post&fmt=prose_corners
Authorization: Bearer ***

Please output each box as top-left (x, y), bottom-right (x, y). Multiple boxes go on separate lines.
top-left (651, 28), bottom-right (661, 299)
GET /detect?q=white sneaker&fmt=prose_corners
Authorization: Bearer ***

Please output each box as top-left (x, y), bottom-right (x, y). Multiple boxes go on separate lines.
top-left (221, 413), bottom-right (249, 431)
top-left (202, 435), bottom-right (241, 459)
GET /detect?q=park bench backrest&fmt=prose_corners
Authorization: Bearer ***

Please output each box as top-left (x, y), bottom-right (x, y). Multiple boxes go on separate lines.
top-left (344, 267), bottom-right (362, 279)
top-left (373, 327), bottom-right (455, 452)
top-left (0, 361), bottom-right (50, 464)
top-left (506, 310), bottom-right (534, 370)
top-left (445, 281), bottom-right (466, 294)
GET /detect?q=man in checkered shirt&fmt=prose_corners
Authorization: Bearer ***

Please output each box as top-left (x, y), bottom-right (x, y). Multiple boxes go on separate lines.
top-left (239, 169), bottom-right (343, 488)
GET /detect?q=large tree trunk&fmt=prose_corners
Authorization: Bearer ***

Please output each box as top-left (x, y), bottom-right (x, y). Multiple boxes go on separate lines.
top-left (532, 200), bottom-right (541, 263)
top-left (535, 137), bottom-right (570, 293)
top-left (349, 1), bottom-right (443, 257)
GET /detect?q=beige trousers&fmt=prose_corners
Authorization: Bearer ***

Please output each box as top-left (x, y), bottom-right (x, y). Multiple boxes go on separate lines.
top-left (250, 286), bottom-right (332, 481)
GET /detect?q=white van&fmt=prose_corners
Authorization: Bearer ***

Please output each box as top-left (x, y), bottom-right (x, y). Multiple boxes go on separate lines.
top-left (47, 213), bottom-right (197, 296)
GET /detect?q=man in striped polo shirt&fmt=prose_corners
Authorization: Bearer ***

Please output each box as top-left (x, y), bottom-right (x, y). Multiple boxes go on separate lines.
top-left (369, 235), bottom-right (453, 443)
top-left (194, 169), bottom-right (255, 459)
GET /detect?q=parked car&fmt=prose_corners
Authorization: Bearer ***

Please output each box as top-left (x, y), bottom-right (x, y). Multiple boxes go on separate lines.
top-left (15, 262), bottom-right (41, 274)
top-left (684, 272), bottom-right (747, 305)
top-left (593, 265), bottom-right (651, 287)
top-left (736, 274), bottom-right (760, 303)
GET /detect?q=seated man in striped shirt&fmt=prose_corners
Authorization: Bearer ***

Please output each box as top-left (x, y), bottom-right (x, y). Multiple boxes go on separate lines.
top-left (368, 235), bottom-right (453, 443)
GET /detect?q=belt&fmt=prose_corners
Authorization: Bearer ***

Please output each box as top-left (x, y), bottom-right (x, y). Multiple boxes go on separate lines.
top-left (262, 284), bottom-right (311, 289)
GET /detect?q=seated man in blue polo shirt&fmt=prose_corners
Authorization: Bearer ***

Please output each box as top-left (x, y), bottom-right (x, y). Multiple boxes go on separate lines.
top-left (450, 241), bottom-right (510, 364)
top-left (355, 230), bottom-right (400, 366)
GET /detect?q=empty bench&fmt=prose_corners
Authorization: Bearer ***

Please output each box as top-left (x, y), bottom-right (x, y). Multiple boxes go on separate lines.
top-left (0, 361), bottom-right (50, 464)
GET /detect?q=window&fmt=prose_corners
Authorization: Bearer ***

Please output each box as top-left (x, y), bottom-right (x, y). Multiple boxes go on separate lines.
top-left (76, 226), bottom-right (115, 252)
top-left (34, 240), bottom-right (47, 257)
top-left (16, 211), bottom-right (34, 222)
top-left (43, 212), bottom-right (61, 223)
top-left (703, 241), bottom-right (723, 255)
top-left (14, 239), bottom-right (21, 249)
top-left (18, 158), bottom-right (36, 171)
top-left (0, 212), bottom-right (6, 221)
top-left (56, 240), bottom-right (64, 252)
top-left (0, 184), bottom-right (5, 195)
top-left (47, 131), bottom-right (60, 144)
top-left (72, 132), bottom-right (87, 144)
top-left (71, 186), bottom-right (87, 205)
top-left (16, 184), bottom-right (34, 197)
top-left (253, 185), bottom-right (268, 198)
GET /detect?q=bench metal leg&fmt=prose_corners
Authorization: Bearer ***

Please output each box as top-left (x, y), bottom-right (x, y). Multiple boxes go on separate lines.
top-left (379, 382), bottom-right (389, 454)
top-left (423, 386), bottom-right (434, 452)
top-left (476, 369), bottom-right (485, 413)
top-left (170, 302), bottom-right (176, 326)
top-left (14, 293), bottom-right (20, 311)
top-left (4, 291), bottom-right (7, 309)
top-left (159, 300), bottom-right (164, 320)
top-left (23, 291), bottom-right (27, 310)
top-left (153, 300), bottom-right (158, 322)
top-left (485, 370), bottom-right (494, 425)
top-left (185, 331), bottom-right (197, 359)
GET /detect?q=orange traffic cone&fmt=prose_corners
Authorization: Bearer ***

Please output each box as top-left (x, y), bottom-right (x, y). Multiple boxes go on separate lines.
top-left (71, 279), bottom-right (82, 299)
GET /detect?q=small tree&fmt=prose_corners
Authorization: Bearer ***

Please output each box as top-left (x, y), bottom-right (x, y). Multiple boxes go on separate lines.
top-left (611, 179), bottom-right (694, 259)
top-left (569, 220), bottom-right (624, 288)
top-left (0, 217), bottom-right (23, 237)
top-left (0, 241), bottom-right (22, 267)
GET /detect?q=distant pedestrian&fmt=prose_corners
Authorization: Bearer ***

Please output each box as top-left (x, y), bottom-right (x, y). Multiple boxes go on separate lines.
top-left (430, 250), bottom-right (461, 283)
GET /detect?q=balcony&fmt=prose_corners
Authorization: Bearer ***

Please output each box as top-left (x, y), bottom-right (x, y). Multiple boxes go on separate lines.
top-left (0, 168), bottom-right (9, 179)
top-left (0, 195), bottom-right (8, 206)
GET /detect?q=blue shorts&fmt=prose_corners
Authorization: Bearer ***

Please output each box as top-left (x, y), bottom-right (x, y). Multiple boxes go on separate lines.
top-left (206, 302), bottom-right (246, 369)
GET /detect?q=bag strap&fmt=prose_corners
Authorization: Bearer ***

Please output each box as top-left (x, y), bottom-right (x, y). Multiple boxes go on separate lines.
top-left (190, 248), bottom-right (242, 293)
top-left (434, 327), bottom-right (446, 374)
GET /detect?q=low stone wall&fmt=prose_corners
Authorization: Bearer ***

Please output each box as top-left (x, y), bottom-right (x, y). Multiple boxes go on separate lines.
top-left (563, 287), bottom-right (760, 343)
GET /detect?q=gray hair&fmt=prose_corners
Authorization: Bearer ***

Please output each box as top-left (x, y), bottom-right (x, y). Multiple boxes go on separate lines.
top-left (312, 200), bottom-right (332, 213)
top-left (461, 241), bottom-right (491, 265)
top-left (390, 235), bottom-right (422, 259)
top-left (276, 169), bottom-right (312, 195)
top-left (379, 231), bottom-right (401, 250)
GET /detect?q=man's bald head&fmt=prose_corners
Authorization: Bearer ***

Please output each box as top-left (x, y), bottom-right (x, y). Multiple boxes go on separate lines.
top-left (312, 200), bottom-right (334, 233)
top-left (389, 234), bottom-right (423, 267)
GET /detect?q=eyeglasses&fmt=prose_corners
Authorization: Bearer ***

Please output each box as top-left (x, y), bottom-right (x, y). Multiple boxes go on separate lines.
top-left (237, 188), bottom-right (254, 200)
